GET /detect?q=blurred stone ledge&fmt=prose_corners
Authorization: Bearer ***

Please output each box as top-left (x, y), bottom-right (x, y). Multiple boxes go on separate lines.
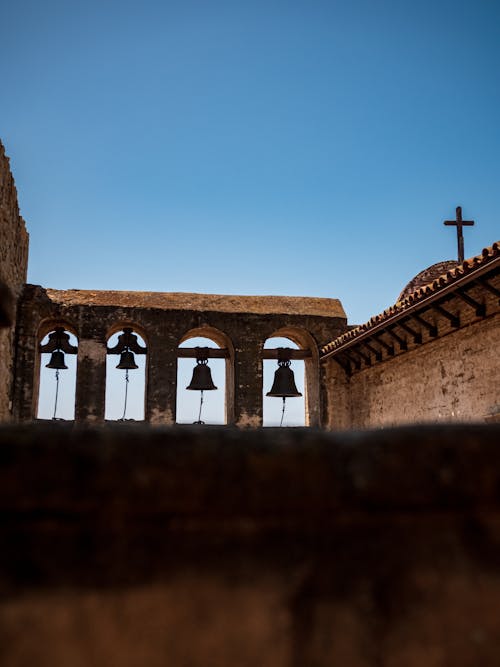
top-left (3, 423), bottom-right (500, 667)
top-left (1, 423), bottom-right (500, 522)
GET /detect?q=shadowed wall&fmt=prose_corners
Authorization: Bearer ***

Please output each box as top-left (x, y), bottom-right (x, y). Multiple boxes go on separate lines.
top-left (1, 423), bottom-right (500, 666)
top-left (0, 141), bottom-right (28, 422)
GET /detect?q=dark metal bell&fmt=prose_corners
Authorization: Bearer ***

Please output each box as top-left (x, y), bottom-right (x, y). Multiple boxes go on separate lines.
top-left (46, 350), bottom-right (68, 370)
top-left (187, 362), bottom-right (217, 391)
top-left (116, 350), bottom-right (138, 370)
top-left (266, 363), bottom-right (302, 398)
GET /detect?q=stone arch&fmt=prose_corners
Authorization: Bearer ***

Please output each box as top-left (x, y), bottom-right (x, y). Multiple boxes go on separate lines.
top-left (105, 325), bottom-right (148, 421)
top-left (38, 317), bottom-right (79, 341)
top-left (106, 321), bottom-right (149, 345)
top-left (263, 326), bottom-right (320, 427)
top-left (35, 319), bottom-right (79, 420)
top-left (177, 326), bottom-right (235, 424)
top-left (178, 326), bottom-right (234, 352)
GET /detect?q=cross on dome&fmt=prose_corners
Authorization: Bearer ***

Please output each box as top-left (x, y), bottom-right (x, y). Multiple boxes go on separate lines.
top-left (444, 206), bottom-right (475, 263)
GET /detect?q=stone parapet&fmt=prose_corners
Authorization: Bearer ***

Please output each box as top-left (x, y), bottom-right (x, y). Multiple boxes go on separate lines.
top-left (1, 424), bottom-right (500, 666)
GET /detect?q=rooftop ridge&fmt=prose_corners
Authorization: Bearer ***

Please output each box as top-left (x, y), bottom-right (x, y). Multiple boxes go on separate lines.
top-left (321, 241), bottom-right (500, 356)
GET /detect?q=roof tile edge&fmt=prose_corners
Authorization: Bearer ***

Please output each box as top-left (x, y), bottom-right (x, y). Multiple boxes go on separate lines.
top-left (321, 241), bottom-right (500, 356)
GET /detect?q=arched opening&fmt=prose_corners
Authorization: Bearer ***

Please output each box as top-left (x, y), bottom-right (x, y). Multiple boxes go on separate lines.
top-left (263, 328), bottom-right (319, 427)
top-left (37, 327), bottom-right (78, 420)
top-left (263, 337), bottom-right (305, 426)
top-left (105, 328), bottom-right (147, 421)
top-left (176, 328), bottom-right (234, 424)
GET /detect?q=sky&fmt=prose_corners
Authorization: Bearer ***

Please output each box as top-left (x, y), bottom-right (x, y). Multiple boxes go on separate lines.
top-left (1, 0), bottom-right (499, 324)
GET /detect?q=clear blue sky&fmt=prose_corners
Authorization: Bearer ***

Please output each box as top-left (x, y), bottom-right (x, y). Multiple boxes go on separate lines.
top-left (2, 0), bottom-right (499, 324)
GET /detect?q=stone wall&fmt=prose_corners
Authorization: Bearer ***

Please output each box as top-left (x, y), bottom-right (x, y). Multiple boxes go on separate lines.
top-left (1, 423), bottom-right (500, 666)
top-left (324, 311), bottom-right (500, 429)
top-left (0, 141), bottom-right (29, 422)
top-left (13, 286), bottom-right (346, 425)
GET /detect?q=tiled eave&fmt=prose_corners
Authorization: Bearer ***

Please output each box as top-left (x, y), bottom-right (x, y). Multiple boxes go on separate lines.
top-left (321, 242), bottom-right (500, 373)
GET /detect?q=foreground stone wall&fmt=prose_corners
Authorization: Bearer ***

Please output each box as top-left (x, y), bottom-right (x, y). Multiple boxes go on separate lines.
top-left (0, 141), bottom-right (29, 422)
top-left (1, 423), bottom-right (500, 666)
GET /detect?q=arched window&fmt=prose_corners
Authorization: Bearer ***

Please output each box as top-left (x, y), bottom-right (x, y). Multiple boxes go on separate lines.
top-left (263, 328), bottom-right (319, 427)
top-left (37, 327), bottom-right (78, 420)
top-left (263, 337), bottom-right (305, 426)
top-left (176, 328), bottom-right (234, 424)
top-left (105, 328), bottom-right (147, 421)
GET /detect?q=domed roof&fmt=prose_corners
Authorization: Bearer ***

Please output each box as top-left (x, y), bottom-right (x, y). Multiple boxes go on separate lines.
top-left (398, 260), bottom-right (459, 301)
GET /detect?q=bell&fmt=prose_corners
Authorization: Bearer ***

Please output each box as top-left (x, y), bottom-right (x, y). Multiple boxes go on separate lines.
top-left (266, 362), bottom-right (302, 398)
top-left (116, 350), bottom-right (138, 370)
top-left (46, 350), bottom-right (68, 370)
top-left (187, 361), bottom-right (217, 391)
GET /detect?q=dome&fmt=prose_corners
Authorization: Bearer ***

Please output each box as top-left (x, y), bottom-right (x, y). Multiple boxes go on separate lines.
top-left (398, 260), bottom-right (459, 301)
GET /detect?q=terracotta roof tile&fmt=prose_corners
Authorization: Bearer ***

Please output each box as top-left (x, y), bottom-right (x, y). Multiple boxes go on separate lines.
top-left (321, 242), bottom-right (500, 356)
top-left (398, 260), bottom-right (459, 300)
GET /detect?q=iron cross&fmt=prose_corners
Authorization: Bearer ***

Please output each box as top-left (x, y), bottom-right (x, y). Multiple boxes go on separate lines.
top-left (444, 206), bottom-right (474, 263)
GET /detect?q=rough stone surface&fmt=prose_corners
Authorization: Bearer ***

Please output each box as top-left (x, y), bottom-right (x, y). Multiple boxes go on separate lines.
top-left (14, 284), bottom-right (346, 426)
top-left (0, 141), bottom-right (29, 422)
top-left (1, 423), bottom-right (500, 666)
top-left (44, 288), bottom-right (346, 317)
top-left (324, 308), bottom-right (500, 429)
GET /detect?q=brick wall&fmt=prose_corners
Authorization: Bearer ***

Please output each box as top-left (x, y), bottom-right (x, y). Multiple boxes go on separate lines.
top-left (324, 311), bottom-right (500, 428)
top-left (0, 141), bottom-right (29, 421)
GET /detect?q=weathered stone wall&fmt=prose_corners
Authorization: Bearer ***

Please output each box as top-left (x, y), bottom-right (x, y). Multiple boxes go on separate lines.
top-left (324, 311), bottom-right (500, 429)
top-left (13, 286), bottom-right (346, 425)
top-left (1, 423), bottom-right (500, 666)
top-left (0, 141), bottom-right (29, 422)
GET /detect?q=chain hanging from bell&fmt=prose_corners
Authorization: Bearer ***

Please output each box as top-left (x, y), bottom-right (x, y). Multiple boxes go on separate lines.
top-left (266, 358), bottom-right (302, 427)
top-left (187, 356), bottom-right (217, 424)
top-left (116, 348), bottom-right (138, 420)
